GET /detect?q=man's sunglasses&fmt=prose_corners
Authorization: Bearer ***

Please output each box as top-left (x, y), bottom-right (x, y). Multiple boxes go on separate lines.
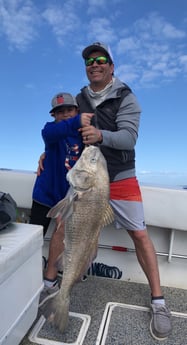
top-left (85, 56), bottom-right (109, 66)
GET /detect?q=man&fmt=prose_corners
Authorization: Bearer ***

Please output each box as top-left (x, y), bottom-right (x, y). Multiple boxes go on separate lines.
top-left (77, 41), bottom-right (172, 340)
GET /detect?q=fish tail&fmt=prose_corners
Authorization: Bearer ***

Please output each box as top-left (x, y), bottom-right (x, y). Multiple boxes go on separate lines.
top-left (51, 293), bottom-right (70, 333)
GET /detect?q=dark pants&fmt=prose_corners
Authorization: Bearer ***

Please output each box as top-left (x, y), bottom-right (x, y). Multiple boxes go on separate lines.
top-left (30, 200), bottom-right (51, 236)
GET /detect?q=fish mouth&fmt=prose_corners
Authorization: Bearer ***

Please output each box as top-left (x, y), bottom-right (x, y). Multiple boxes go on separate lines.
top-left (68, 169), bottom-right (95, 178)
top-left (73, 185), bottom-right (92, 192)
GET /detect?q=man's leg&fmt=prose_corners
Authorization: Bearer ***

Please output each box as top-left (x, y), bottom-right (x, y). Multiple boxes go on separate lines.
top-left (128, 229), bottom-right (162, 296)
top-left (109, 177), bottom-right (172, 340)
top-left (129, 229), bottom-right (172, 340)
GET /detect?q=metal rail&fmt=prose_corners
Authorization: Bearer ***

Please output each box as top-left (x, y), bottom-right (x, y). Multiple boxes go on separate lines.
top-left (98, 244), bottom-right (187, 260)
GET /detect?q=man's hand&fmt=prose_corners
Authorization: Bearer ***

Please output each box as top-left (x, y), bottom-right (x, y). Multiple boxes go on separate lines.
top-left (80, 125), bottom-right (103, 145)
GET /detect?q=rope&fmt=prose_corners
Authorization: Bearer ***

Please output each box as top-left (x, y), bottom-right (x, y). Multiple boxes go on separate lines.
top-left (87, 262), bottom-right (122, 279)
top-left (42, 256), bottom-right (122, 280)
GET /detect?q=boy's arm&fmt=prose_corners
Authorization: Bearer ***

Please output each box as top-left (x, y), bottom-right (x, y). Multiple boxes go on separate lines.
top-left (38, 113), bottom-right (93, 174)
top-left (42, 113), bottom-right (93, 144)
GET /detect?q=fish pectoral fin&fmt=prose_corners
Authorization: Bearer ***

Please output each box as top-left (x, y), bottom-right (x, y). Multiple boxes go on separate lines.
top-left (47, 191), bottom-right (77, 220)
top-left (101, 204), bottom-right (114, 227)
top-left (47, 198), bottom-right (69, 219)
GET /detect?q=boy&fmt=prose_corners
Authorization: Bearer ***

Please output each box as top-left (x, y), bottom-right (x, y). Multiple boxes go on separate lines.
top-left (30, 92), bottom-right (90, 234)
top-left (30, 92), bottom-right (92, 305)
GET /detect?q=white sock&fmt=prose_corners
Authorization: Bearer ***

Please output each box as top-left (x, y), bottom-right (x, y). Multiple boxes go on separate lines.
top-left (152, 297), bottom-right (165, 305)
top-left (44, 278), bottom-right (57, 288)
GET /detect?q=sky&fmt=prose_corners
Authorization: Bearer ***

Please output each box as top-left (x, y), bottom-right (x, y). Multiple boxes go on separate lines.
top-left (0, 0), bottom-right (187, 188)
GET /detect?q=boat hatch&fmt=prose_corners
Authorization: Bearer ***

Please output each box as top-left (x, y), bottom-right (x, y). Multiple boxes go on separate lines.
top-left (96, 302), bottom-right (187, 345)
top-left (29, 312), bottom-right (91, 345)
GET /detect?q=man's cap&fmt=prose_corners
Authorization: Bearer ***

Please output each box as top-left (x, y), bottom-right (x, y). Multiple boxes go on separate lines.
top-left (82, 42), bottom-right (113, 63)
top-left (49, 92), bottom-right (78, 113)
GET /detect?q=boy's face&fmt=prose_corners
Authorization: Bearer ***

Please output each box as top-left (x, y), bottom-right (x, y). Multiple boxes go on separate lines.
top-left (53, 106), bottom-right (78, 123)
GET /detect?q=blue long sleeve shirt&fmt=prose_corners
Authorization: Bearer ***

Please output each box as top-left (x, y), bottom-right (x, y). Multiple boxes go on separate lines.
top-left (32, 114), bottom-right (84, 207)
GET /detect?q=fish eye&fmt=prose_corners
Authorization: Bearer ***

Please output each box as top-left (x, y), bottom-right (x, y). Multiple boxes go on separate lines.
top-left (90, 157), bottom-right (97, 164)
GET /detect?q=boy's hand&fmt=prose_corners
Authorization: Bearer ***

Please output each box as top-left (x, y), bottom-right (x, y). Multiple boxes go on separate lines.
top-left (81, 113), bottom-right (94, 127)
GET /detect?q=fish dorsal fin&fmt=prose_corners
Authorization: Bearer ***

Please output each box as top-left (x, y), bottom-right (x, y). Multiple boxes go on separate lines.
top-left (101, 204), bottom-right (114, 227)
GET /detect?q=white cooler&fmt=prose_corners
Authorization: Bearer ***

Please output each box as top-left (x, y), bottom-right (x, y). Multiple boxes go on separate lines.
top-left (0, 223), bottom-right (44, 345)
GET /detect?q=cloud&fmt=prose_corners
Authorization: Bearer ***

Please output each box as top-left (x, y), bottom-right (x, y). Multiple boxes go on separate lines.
top-left (0, 0), bottom-right (39, 51)
top-left (0, 0), bottom-right (81, 49)
top-left (85, 17), bottom-right (116, 44)
top-left (0, 2), bottom-right (186, 88)
top-left (133, 12), bottom-right (186, 40)
top-left (42, 2), bottom-right (80, 45)
top-left (25, 82), bottom-right (35, 89)
top-left (86, 0), bottom-right (122, 15)
top-left (87, 0), bottom-right (106, 14)
top-left (179, 55), bottom-right (187, 71)
top-left (115, 64), bottom-right (140, 83)
top-left (115, 12), bottom-right (187, 87)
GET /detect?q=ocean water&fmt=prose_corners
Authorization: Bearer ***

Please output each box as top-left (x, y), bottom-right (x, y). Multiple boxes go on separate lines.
top-left (137, 172), bottom-right (187, 190)
top-left (0, 168), bottom-right (186, 190)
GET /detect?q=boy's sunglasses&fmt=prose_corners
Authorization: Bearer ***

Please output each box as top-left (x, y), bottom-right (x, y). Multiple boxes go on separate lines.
top-left (85, 56), bottom-right (109, 66)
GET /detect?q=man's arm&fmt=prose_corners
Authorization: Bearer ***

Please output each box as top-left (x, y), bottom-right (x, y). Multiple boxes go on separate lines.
top-left (80, 93), bottom-right (141, 149)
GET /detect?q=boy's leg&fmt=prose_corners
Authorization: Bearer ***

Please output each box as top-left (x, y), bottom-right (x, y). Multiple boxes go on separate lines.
top-left (45, 219), bottom-right (64, 281)
top-left (30, 200), bottom-right (50, 236)
top-left (39, 219), bottom-right (64, 307)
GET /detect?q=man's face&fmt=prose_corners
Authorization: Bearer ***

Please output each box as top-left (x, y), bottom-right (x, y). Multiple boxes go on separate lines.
top-left (85, 51), bottom-right (114, 91)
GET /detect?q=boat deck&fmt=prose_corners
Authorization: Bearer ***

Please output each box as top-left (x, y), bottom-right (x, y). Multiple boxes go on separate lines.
top-left (20, 276), bottom-right (187, 345)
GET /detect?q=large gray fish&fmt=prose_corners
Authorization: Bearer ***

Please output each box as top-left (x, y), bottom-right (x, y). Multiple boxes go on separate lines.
top-left (46, 145), bottom-right (114, 332)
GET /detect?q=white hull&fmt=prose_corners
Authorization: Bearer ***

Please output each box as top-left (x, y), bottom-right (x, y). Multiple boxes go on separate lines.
top-left (0, 169), bottom-right (187, 289)
top-left (0, 169), bottom-right (187, 344)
